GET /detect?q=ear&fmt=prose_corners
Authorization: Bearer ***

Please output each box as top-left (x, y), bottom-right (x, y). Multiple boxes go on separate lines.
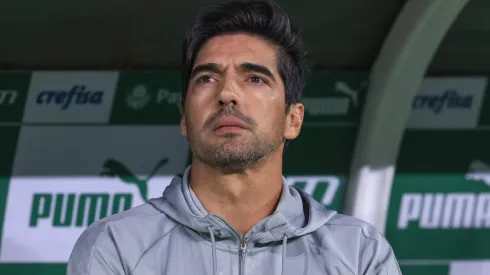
top-left (180, 104), bottom-right (187, 137)
top-left (284, 103), bottom-right (304, 140)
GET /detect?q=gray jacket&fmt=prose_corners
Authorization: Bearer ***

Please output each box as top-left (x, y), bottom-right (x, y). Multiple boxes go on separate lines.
top-left (67, 166), bottom-right (402, 275)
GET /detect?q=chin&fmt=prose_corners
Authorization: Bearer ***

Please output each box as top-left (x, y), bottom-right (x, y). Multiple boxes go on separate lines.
top-left (213, 135), bottom-right (247, 145)
top-left (217, 142), bottom-right (247, 152)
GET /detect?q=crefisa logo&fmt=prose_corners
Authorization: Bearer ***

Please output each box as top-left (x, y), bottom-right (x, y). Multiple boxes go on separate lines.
top-left (412, 89), bottom-right (473, 114)
top-left (36, 85), bottom-right (104, 110)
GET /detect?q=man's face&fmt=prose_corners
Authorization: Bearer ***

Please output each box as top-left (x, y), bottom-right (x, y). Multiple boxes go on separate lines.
top-left (181, 33), bottom-right (304, 171)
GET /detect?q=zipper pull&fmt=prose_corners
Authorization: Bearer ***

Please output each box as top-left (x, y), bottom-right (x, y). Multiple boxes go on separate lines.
top-left (240, 238), bottom-right (247, 251)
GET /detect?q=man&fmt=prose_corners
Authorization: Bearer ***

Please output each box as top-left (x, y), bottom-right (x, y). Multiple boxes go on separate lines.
top-left (68, 1), bottom-right (402, 274)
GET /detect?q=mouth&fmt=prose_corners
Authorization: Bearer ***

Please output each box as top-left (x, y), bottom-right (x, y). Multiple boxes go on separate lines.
top-left (213, 116), bottom-right (248, 132)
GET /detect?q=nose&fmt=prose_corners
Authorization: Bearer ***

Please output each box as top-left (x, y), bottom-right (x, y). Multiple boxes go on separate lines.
top-left (218, 79), bottom-right (239, 106)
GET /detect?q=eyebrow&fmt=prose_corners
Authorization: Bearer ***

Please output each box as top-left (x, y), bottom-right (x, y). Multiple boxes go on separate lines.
top-left (238, 62), bottom-right (276, 81)
top-left (190, 63), bottom-right (221, 79)
top-left (190, 62), bottom-right (276, 82)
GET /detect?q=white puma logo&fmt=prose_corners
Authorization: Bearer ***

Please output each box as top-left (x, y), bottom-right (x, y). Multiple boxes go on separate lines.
top-left (465, 160), bottom-right (490, 186)
top-left (334, 81), bottom-right (367, 108)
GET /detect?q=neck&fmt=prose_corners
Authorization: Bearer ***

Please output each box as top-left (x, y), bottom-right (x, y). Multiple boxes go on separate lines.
top-left (189, 151), bottom-right (284, 235)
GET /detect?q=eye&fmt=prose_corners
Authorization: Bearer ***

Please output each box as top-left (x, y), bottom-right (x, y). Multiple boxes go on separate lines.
top-left (197, 75), bottom-right (217, 84)
top-left (247, 76), bottom-right (266, 84)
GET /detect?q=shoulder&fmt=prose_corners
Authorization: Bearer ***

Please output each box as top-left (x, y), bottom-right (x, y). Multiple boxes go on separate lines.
top-left (73, 202), bottom-right (172, 245)
top-left (309, 214), bottom-right (401, 275)
top-left (67, 203), bottom-right (178, 275)
top-left (325, 213), bottom-right (384, 240)
top-left (308, 213), bottom-right (390, 252)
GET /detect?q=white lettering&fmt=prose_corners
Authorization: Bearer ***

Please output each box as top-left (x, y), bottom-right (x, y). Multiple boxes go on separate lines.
top-left (474, 194), bottom-right (490, 228)
top-left (398, 192), bottom-right (490, 229)
top-left (397, 194), bottom-right (422, 229)
top-left (420, 193), bottom-right (444, 229)
top-left (0, 90), bottom-right (18, 105)
top-left (442, 193), bottom-right (475, 229)
top-left (287, 176), bottom-right (340, 206)
top-left (156, 88), bottom-right (181, 106)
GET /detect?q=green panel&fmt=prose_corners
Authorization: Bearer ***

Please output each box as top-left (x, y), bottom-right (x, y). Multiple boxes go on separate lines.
top-left (397, 130), bottom-right (490, 173)
top-left (477, 79), bottom-right (490, 126)
top-left (388, 129), bottom-right (490, 268)
top-left (0, 72), bottom-right (31, 122)
top-left (283, 127), bottom-right (358, 211)
top-left (302, 71), bottom-right (368, 125)
top-left (0, 264), bottom-right (66, 275)
top-left (387, 174), bottom-right (490, 259)
top-left (283, 127), bottom-right (357, 174)
top-left (110, 71), bottom-right (182, 125)
top-left (0, 126), bottom-right (21, 250)
top-left (400, 265), bottom-right (449, 275)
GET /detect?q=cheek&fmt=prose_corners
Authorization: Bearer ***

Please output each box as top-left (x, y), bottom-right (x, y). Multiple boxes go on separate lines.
top-left (186, 111), bottom-right (201, 132)
top-left (186, 88), bottom-right (218, 118)
top-left (185, 102), bottom-right (212, 133)
top-left (183, 103), bottom-right (200, 128)
top-left (257, 104), bottom-right (286, 132)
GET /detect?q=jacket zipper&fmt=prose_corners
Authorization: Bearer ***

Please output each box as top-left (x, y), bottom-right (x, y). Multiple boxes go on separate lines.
top-left (239, 237), bottom-right (246, 275)
top-left (211, 215), bottom-right (264, 275)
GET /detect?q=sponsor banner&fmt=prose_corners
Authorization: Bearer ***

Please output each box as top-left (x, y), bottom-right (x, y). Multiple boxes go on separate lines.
top-left (22, 72), bottom-right (119, 124)
top-left (0, 72), bottom-right (31, 122)
top-left (389, 172), bottom-right (490, 275)
top-left (407, 77), bottom-right (488, 129)
top-left (302, 71), bottom-right (368, 125)
top-left (1, 176), bottom-right (174, 262)
top-left (389, 130), bottom-right (490, 275)
top-left (388, 172), bottom-right (490, 259)
top-left (0, 126), bottom-right (189, 262)
top-left (110, 71), bottom-right (182, 125)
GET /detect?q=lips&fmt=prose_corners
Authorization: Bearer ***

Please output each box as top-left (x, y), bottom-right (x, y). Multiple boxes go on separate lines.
top-left (214, 116), bottom-right (247, 130)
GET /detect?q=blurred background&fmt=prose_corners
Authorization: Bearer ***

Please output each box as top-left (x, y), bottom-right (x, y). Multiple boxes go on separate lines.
top-left (0, 0), bottom-right (489, 274)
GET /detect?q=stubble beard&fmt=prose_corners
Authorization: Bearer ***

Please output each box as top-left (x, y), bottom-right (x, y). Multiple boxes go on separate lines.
top-left (188, 130), bottom-right (284, 173)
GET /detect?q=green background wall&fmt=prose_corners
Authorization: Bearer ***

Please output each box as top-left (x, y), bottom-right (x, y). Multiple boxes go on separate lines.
top-left (0, 71), bottom-right (488, 275)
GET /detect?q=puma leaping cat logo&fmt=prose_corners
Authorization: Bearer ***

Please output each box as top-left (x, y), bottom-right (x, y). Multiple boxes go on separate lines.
top-left (334, 81), bottom-right (368, 108)
top-left (465, 160), bottom-right (490, 187)
top-left (100, 157), bottom-right (169, 201)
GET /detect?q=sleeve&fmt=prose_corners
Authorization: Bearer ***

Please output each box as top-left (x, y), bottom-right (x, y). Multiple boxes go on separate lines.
top-left (360, 232), bottom-right (403, 275)
top-left (66, 223), bottom-right (128, 275)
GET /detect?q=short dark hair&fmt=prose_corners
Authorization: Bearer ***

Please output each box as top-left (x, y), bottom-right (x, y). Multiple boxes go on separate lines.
top-left (181, 0), bottom-right (310, 111)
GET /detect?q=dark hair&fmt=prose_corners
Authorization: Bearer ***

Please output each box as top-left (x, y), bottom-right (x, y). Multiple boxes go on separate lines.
top-left (181, 0), bottom-right (310, 110)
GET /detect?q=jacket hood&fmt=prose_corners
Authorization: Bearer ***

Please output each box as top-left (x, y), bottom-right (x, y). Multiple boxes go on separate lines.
top-left (150, 166), bottom-right (337, 245)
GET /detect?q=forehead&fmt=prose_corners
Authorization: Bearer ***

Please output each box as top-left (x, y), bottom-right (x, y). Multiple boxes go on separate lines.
top-left (193, 34), bottom-right (279, 71)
